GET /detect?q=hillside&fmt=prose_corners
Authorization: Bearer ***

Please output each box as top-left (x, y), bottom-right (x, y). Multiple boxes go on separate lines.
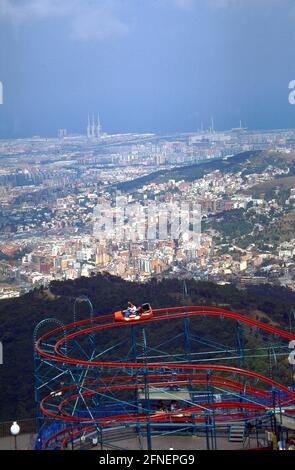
top-left (115, 149), bottom-right (295, 192)
top-left (0, 274), bottom-right (294, 421)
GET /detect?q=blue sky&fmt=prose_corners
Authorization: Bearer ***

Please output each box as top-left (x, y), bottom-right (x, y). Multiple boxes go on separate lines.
top-left (0, 0), bottom-right (295, 138)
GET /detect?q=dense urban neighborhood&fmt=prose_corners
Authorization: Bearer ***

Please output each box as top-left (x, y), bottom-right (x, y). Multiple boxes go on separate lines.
top-left (1, 127), bottom-right (295, 298)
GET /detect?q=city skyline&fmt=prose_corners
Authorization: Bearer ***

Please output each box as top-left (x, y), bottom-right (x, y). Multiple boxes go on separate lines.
top-left (1, 125), bottom-right (295, 298)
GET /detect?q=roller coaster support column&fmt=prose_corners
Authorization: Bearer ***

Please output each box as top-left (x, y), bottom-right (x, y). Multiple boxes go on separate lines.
top-left (236, 321), bottom-right (245, 368)
top-left (254, 412), bottom-right (260, 448)
top-left (267, 347), bottom-right (278, 435)
top-left (33, 344), bottom-right (43, 433)
top-left (205, 411), bottom-right (210, 450)
top-left (206, 370), bottom-right (217, 450)
top-left (277, 389), bottom-right (283, 433)
top-left (184, 317), bottom-right (193, 390)
top-left (99, 427), bottom-right (103, 450)
top-left (142, 329), bottom-right (152, 451)
top-left (271, 387), bottom-right (277, 435)
top-left (131, 325), bottom-right (138, 406)
top-left (131, 325), bottom-right (143, 449)
top-left (183, 318), bottom-right (197, 435)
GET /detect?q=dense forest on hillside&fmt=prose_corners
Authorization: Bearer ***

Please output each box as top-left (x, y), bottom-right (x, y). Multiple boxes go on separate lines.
top-left (0, 273), bottom-right (294, 421)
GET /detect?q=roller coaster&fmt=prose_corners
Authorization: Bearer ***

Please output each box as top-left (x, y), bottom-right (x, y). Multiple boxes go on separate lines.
top-left (33, 301), bottom-right (295, 450)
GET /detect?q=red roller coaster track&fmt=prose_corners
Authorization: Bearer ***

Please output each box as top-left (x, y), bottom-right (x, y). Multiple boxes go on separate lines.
top-left (35, 306), bottom-right (295, 449)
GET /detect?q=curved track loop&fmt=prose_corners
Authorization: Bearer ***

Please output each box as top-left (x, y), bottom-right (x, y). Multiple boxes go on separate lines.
top-left (35, 306), bottom-right (295, 449)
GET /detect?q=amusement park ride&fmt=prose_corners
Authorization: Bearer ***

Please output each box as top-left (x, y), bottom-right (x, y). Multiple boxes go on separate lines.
top-left (114, 303), bottom-right (153, 322)
top-left (33, 298), bottom-right (295, 450)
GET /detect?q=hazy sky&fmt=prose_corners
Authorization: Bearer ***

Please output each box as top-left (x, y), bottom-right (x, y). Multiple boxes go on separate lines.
top-left (1, 0), bottom-right (295, 138)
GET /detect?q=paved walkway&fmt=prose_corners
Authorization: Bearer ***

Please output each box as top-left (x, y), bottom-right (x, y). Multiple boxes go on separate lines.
top-left (0, 432), bottom-right (266, 451)
top-left (99, 434), bottom-right (265, 451)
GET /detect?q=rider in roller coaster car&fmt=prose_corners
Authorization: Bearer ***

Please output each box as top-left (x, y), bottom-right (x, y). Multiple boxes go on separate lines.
top-left (123, 301), bottom-right (141, 320)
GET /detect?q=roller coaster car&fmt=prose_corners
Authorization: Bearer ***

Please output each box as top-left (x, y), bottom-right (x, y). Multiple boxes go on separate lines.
top-left (114, 303), bottom-right (153, 322)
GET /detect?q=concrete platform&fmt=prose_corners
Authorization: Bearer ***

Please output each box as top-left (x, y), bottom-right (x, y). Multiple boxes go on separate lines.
top-left (97, 434), bottom-right (266, 451)
top-left (0, 433), bottom-right (36, 450)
